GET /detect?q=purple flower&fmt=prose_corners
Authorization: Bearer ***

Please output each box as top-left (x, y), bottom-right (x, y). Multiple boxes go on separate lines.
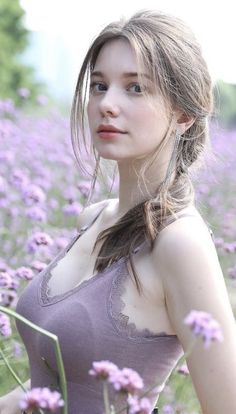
top-left (19, 387), bottom-right (64, 412)
top-left (13, 341), bottom-right (23, 358)
top-left (31, 260), bottom-right (48, 272)
top-left (223, 242), bottom-right (236, 253)
top-left (0, 98), bottom-right (15, 115)
top-left (63, 201), bottom-right (83, 216)
top-left (37, 94), bottom-right (48, 105)
top-left (127, 394), bottom-right (152, 414)
top-left (27, 232), bottom-right (54, 253)
top-left (77, 180), bottom-right (91, 197)
top-left (0, 261), bottom-right (9, 272)
top-left (0, 175), bottom-right (7, 193)
top-left (228, 264), bottom-right (236, 279)
top-left (25, 206), bottom-right (47, 222)
top-left (214, 237), bottom-right (224, 248)
top-left (9, 206), bottom-right (19, 218)
top-left (22, 184), bottom-right (46, 205)
top-left (184, 310), bottom-right (224, 349)
top-left (48, 198), bottom-right (59, 209)
top-left (63, 186), bottom-right (78, 203)
top-left (0, 269), bottom-right (19, 289)
top-left (14, 266), bottom-right (34, 281)
top-left (0, 312), bottom-right (12, 337)
top-left (162, 404), bottom-right (175, 414)
top-left (89, 361), bottom-right (144, 395)
top-left (10, 169), bottom-right (29, 189)
top-left (177, 363), bottom-right (190, 376)
top-left (108, 367), bottom-right (144, 395)
top-left (89, 360), bottom-right (119, 380)
top-left (17, 88), bottom-right (30, 98)
top-left (34, 175), bottom-right (52, 191)
top-left (54, 236), bottom-right (69, 250)
top-left (0, 271), bottom-right (13, 288)
top-left (0, 289), bottom-right (17, 306)
top-left (0, 198), bottom-right (9, 208)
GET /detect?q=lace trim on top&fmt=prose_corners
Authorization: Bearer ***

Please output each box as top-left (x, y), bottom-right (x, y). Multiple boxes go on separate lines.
top-left (40, 256), bottom-right (122, 305)
top-left (40, 231), bottom-right (83, 303)
top-left (107, 213), bottom-right (214, 342)
top-left (108, 253), bottom-right (179, 342)
top-left (39, 204), bottom-right (109, 305)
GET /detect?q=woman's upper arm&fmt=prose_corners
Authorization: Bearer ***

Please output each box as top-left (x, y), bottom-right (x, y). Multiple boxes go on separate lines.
top-left (153, 219), bottom-right (236, 414)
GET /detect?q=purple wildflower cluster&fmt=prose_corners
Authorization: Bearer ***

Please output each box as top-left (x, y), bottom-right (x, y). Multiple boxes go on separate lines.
top-left (89, 360), bottom-right (154, 413)
top-left (0, 311), bottom-right (12, 337)
top-left (228, 264), bottom-right (236, 279)
top-left (0, 100), bottom-right (235, 413)
top-left (162, 405), bottom-right (175, 414)
top-left (19, 387), bottom-right (64, 412)
top-left (89, 360), bottom-right (118, 380)
top-left (89, 361), bottom-right (144, 396)
top-left (27, 231), bottom-right (54, 254)
top-left (14, 266), bottom-right (34, 281)
top-left (0, 262), bottom-right (34, 307)
top-left (109, 367), bottom-right (144, 394)
top-left (127, 394), bottom-right (152, 414)
top-left (0, 265), bottom-right (18, 331)
top-left (0, 270), bottom-right (19, 289)
top-left (184, 310), bottom-right (224, 349)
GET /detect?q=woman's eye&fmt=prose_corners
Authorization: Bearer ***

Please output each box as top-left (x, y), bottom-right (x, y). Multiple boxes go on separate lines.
top-left (89, 82), bottom-right (145, 94)
top-left (128, 83), bottom-right (143, 93)
top-left (89, 82), bottom-right (105, 92)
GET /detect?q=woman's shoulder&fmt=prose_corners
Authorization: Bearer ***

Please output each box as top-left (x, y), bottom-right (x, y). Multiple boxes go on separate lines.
top-left (153, 204), bottom-right (215, 261)
top-left (153, 206), bottom-right (216, 262)
top-left (76, 198), bottom-right (117, 231)
top-left (162, 205), bottom-right (211, 236)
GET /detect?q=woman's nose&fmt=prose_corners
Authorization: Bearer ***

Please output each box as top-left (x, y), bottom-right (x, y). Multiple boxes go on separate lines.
top-left (99, 88), bottom-right (120, 116)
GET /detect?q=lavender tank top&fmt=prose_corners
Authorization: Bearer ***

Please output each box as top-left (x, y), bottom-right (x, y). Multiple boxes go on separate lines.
top-left (15, 205), bottom-right (213, 414)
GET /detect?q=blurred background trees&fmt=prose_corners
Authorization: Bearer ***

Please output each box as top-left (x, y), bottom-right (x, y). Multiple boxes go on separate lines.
top-left (0, 0), bottom-right (236, 127)
top-left (0, 0), bottom-right (48, 107)
top-left (214, 80), bottom-right (236, 128)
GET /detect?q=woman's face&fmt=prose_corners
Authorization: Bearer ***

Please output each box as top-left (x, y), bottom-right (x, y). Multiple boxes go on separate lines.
top-left (87, 38), bottom-right (172, 164)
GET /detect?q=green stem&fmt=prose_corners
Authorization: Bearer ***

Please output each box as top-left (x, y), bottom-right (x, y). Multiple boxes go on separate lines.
top-left (115, 338), bottom-right (198, 414)
top-left (0, 306), bottom-right (68, 414)
top-left (172, 338), bottom-right (198, 402)
top-left (0, 346), bottom-right (27, 392)
top-left (103, 381), bottom-right (111, 414)
top-left (110, 404), bottom-right (116, 414)
top-left (115, 379), bottom-right (163, 414)
top-left (0, 345), bottom-right (45, 414)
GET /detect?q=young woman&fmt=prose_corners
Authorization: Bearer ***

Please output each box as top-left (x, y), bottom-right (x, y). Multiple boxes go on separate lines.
top-left (2, 8), bottom-right (236, 414)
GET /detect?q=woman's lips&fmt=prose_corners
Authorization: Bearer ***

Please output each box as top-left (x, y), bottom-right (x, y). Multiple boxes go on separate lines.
top-left (98, 131), bottom-right (127, 139)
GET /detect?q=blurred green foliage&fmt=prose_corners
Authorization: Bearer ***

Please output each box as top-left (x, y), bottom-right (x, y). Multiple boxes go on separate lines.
top-left (213, 80), bottom-right (236, 129)
top-left (0, 0), bottom-right (49, 107)
top-left (1, 0), bottom-right (236, 126)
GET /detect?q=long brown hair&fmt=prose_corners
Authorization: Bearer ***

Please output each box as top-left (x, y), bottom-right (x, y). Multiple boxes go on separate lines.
top-left (70, 9), bottom-right (214, 294)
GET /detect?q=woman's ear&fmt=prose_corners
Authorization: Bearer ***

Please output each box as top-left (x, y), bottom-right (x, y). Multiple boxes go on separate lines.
top-left (176, 112), bottom-right (196, 135)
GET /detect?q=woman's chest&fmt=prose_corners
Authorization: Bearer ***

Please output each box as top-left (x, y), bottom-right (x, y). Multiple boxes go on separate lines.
top-left (46, 232), bottom-right (176, 336)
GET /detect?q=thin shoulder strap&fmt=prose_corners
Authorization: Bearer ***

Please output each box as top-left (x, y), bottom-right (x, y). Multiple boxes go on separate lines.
top-left (79, 202), bottom-right (108, 233)
top-left (45, 202), bottom-right (109, 271)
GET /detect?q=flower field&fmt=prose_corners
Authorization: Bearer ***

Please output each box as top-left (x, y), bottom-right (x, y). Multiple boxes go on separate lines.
top-left (0, 99), bottom-right (236, 413)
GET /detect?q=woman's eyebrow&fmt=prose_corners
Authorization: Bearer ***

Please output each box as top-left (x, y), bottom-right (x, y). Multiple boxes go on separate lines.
top-left (91, 71), bottom-right (151, 80)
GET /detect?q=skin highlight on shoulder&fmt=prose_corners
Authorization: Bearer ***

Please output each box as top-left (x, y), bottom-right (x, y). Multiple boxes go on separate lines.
top-left (76, 199), bottom-right (106, 231)
top-left (76, 198), bottom-right (116, 232)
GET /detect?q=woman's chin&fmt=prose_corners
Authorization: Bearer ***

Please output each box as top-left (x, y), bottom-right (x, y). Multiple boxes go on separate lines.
top-left (95, 149), bottom-right (123, 161)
